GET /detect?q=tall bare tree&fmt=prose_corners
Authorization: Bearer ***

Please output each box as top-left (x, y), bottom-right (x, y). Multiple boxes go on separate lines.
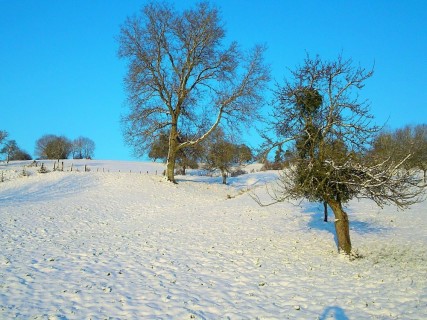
top-left (118, 1), bottom-right (269, 182)
top-left (258, 54), bottom-right (425, 255)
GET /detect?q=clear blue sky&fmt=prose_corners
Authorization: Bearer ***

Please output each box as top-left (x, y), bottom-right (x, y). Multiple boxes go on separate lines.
top-left (1, 0), bottom-right (426, 160)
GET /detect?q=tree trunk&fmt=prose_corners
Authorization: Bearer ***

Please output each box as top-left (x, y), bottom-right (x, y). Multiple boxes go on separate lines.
top-left (327, 198), bottom-right (352, 255)
top-left (323, 201), bottom-right (328, 222)
top-left (166, 156), bottom-right (176, 182)
top-left (166, 125), bottom-right (179, 183)
top-left (221, 170), bottom-right (227, 184)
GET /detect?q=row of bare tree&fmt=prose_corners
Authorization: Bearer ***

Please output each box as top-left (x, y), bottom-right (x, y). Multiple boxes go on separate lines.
top-left (1, 131), bottom-right (96, 162)
top-left (148, 128), bottom-right (253, 184)
top-left (372, 124), bottom-right (427, 181)
top-left (34, 135), bottom-right (95, 160)
top-left (266, 124), bottom-right (427, 175)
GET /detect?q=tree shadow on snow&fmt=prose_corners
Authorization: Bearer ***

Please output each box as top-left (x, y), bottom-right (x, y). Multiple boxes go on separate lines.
top-left (320, 306), bottom-right (349, 320)
top-left (0, 174), bottom-right (95, 205)
top-left (305, 202), bottom-right (388, 236)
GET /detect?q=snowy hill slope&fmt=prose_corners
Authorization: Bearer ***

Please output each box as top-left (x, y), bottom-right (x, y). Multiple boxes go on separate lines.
top-left (0, 160), bottom-right (426, 319)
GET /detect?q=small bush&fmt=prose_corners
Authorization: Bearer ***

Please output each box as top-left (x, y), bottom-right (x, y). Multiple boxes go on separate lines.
top-left (28, 160), bottom-right (38, 167)
top-left (21, 168), bottom-right (30, 177)
top-left (231, 169), bottom-right (247, 177)
top-left (38, 163), bottom-right (49, 174)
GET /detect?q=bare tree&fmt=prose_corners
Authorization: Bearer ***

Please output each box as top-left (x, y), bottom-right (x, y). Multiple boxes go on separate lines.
top-left (148, 131), bottom-right (170, 162)
top-left (118, 1), bottom-right (269, 182)
top-left (0, 130), bottom-right (9, 159)
top-left (258, 54), bottom-right (425, 255)
top-left (236, 144), bottom-right (253, 165)
top-left (0, 130), bottom-right (10, 162)
top-left (0, 132), bottom-right (32, 162)
top-left (204, 128), bottom-right (251, 184)
top-left (10, 149), bottom-right (32, 161)
top-left (73, 136), bottom-right (95, 159)
top-left (0, 140), bottom-right (18, 163)
top-left (0, 130), bottom-right (8, 145)
top-left (372, 124), bottom-right (427, 181)
top-left (35, 134), bottom-right (72, 160)
top-left (392, 125), bottom-right (427, 181)
top-left (412, 124), bottom-right (427, 181)
top-left (371, 129), bottom-right (394, 160)
top-left (35, 134), bottom-right (55, 159)
top-left (148, 130), bottom-right (204, 175)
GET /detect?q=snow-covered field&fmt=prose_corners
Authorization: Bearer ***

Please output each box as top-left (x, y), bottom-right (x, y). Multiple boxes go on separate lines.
top-left (0, 160), bottom-right (426, 319)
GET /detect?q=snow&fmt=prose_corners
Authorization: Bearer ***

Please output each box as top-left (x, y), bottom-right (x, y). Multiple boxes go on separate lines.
top-left (1, 160), bottom-right (426, 319)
